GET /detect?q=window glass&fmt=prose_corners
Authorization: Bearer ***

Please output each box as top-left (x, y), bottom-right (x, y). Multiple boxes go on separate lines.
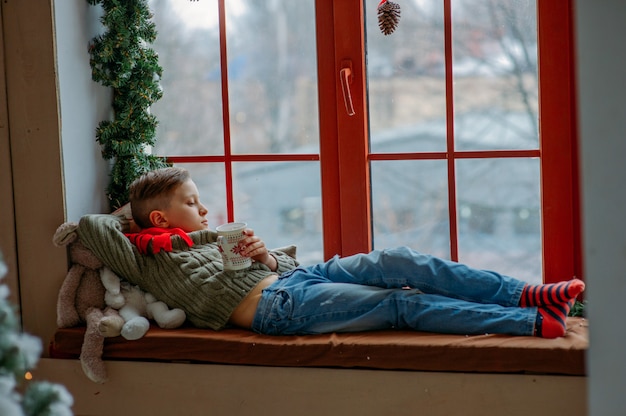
top-left (366, 0), bottom-right (540, 283)
top-left (148, 0), bottom-right (322, 261)
top-left (366, 1), bottom-right (447, 153)
top-left (177, 162), bottom-right (228, 228)
top-left (371, 160), bottom-right (450, 259)
top-left (149, 0), bottom-right (560, 284)
top-left (456, 158), bottom-right (542, 284)
top-left (453, 0), bottom-right (538, 151)
top-left (150, 0), bottom-right (320, 156)
top-left (233, 161), bottom-right (323, 266)
top-left (226, 1), bottom-right (320, 154)
top-left (150, 0), bottom-right (224, 156)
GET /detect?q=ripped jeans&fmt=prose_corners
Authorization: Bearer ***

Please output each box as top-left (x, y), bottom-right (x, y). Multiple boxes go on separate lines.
top-left (251, 247), bottom-right (537, 336)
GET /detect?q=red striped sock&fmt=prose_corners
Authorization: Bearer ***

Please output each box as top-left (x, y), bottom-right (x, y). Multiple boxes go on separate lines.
top-left (535, 302), bottom-right (573, 338)
top-left (520, 279), bottom-right (585, 307)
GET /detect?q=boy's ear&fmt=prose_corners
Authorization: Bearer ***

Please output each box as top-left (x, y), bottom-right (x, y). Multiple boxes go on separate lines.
top-left (148, 210), bottom-right (169, 228)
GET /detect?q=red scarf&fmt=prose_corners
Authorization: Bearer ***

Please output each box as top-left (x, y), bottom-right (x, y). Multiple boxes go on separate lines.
top-left (125, 227), bottom-right (194, 255)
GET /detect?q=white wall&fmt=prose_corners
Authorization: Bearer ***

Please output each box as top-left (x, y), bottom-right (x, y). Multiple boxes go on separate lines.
top-left (54, 0), bottom-right (111, 221)
top-left (575, 1), bottom-right (626, 415)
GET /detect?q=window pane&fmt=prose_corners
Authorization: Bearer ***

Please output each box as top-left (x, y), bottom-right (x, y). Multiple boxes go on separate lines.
top-left (371, 160), bottom-right (450, 259)
top-left (226, 1), bottom-right (320, 154)
top-left (456, 158), bottom-right (542, 284)
top-left (453, 0), bottom-right (538, 151)
top-left (366, 1), bottom-right (447, 153)
top-left (233, 161), bottom-right (323, 266)
top-left (149, 0), bottom-right (225, 156)
top-left (149, 0), bottom-right (320, 157)
top-left (176, 162), bottom-right (228, 228)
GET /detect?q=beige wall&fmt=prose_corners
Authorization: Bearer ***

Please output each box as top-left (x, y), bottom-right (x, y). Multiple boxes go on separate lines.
top-left (34, 359), bottom-right (586, 416)
top-left (0, 3), bottom-right (19, 304)
top-left (0, 0), bottom-right (66, 348)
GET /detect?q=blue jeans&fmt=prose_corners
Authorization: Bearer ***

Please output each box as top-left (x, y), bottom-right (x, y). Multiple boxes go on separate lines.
top-left (251, 247), bottom-right (537, 336)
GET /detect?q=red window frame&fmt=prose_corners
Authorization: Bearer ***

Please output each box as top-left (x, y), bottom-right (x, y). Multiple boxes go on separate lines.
top-left (169, 0), bottom-right (581, 284)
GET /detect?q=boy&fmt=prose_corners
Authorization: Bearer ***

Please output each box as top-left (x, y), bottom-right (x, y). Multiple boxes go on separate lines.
top-left (77, 167), bottom-right (585, 338)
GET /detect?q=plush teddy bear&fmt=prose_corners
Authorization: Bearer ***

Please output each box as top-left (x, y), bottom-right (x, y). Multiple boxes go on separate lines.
top-left (53, 221), bottom-right (126, 384)
top-left (100, 267), bottom-right (186, 340)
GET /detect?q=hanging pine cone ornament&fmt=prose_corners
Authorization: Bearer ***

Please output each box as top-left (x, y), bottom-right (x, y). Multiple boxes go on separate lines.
top-left (377, 0), bottom-right (401, 36)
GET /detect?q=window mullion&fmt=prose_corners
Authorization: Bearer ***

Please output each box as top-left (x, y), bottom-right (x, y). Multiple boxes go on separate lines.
top-left (316, 0), bottom-right (342, 259)
top-left (332, 0), bottom-right (372, 256)
top-left (444, 0), bottom-right (459, 262)
top-left (218, 0), bottom-right (235, 221)
top-left (537, 0), bottom-right (580, 283)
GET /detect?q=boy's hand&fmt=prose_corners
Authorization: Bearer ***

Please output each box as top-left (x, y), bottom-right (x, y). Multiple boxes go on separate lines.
top-left (240, 228), bottom-right (278, 272)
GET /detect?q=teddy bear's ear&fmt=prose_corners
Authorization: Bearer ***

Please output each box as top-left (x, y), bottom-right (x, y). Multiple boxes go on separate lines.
top-left (53, 222), bottom-right (79, 247)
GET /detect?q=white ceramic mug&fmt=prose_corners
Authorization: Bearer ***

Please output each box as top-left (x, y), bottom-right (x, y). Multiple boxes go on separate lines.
top-left (216, 222), bottom-right (252, 271)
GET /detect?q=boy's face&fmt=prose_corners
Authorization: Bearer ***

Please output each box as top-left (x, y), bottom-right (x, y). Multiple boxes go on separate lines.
top-left (152, 179), bottom-right (209, 232)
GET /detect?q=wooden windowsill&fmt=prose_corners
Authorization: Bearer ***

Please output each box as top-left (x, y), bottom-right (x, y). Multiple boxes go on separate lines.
top-left (50, 317), bottom-right (588, 376)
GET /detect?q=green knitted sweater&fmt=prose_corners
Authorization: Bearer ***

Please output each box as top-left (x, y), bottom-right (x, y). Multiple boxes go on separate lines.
top-left (77, 214), bottom-right (299, 330)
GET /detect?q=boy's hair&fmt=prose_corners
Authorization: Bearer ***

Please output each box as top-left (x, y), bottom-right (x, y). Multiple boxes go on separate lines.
top-left (129, 167), bottom-right (191, 229)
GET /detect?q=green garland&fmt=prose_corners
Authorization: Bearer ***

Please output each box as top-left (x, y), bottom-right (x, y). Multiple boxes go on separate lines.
top-left (569, 300), bottom-right (586, 317)
top-left (87, 0), bottom-right (170, 211)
